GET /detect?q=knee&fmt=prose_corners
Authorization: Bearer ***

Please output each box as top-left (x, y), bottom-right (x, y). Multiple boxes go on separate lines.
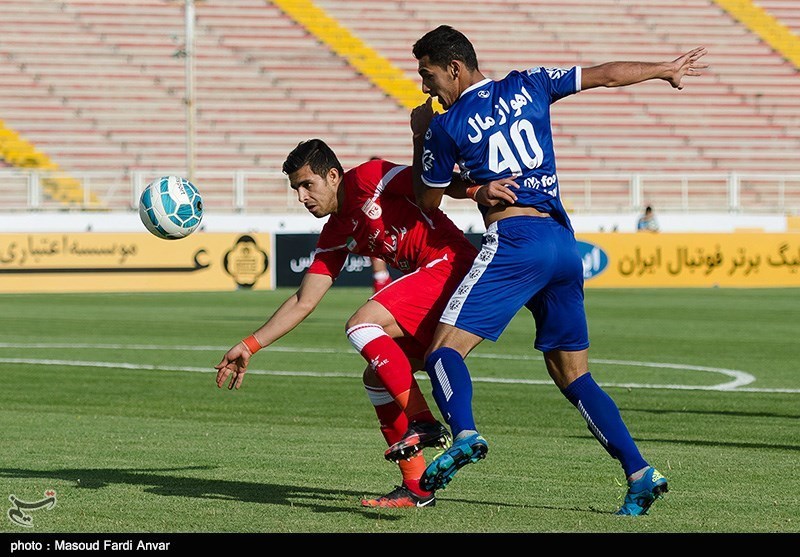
top-left (551, 367), bottom-right (588, 391)
top-left (344, 312), bottom-right (363, 331)
top-left (424, 333), bottom-right (443, 359)
top-left (345, 321), bottom-right (384, 354)
top-left (425, 346), bottom-right (462, 370)
top-left (423, 324), bottom-right (481, 362)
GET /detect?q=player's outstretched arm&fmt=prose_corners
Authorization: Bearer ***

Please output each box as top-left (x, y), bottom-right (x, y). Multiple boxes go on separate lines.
top-left (581, 46), bottom-right (708, 91)
top-left (215, 272), bottom-right (334, 390)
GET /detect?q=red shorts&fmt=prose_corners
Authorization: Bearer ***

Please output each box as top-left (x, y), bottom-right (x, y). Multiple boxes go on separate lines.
top-left (371, 254), bottom-right (470, 362)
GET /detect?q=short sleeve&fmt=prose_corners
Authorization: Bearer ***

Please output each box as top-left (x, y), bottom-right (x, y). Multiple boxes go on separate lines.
top-left (420, 118), bottom-right (459, 189)
top-left (521, 66), bottom-right (581, 104)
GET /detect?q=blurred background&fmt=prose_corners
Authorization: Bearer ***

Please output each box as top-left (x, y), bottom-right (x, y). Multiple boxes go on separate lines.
top-left (1, 4), bottom-right (797, 534)
top-left (0, 0), bottom-right (798, 289)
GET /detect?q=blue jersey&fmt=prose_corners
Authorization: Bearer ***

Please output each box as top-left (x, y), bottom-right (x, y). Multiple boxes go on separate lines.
top-left (421, 66), bottom-right (581, 230)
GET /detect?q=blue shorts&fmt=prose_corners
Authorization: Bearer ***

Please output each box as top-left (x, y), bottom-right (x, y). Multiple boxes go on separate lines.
top-left (439, 216), bottom-right (590, 352)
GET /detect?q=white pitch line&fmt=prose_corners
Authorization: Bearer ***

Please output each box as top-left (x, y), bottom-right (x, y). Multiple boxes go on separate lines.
top-left (0, 356), bottom-right (796, 393)
top-left (0, 343), bottom-right (345, 353)
top-left (0, 342), bottom-right (759, 389)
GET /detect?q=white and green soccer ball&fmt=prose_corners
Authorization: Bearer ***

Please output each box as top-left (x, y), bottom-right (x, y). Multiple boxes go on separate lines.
top-left (138, 176), bottom-right (204, 239)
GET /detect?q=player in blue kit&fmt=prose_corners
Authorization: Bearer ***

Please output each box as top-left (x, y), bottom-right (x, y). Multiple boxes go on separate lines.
top-left (403, 25), bottom-right (707, 515)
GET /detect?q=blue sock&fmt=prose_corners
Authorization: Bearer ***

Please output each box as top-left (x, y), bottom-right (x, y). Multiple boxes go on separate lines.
top-left (425, 347), bottom-right (476, 436)
top-left (562, 372), bottom-right (648, 477)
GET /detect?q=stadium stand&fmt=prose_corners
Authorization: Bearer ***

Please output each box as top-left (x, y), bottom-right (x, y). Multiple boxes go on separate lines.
top-left (0, 0), bottom-right (797, 213)
top-left (756, 1), bottom-right (800, 36)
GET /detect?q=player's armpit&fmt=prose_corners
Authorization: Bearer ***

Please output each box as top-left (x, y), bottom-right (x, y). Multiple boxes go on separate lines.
top-left (416, 186), bottom-right (446, 211)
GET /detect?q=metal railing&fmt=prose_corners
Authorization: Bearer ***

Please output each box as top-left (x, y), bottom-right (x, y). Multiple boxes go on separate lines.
top-left (1, 169), bottom-right (799, 214)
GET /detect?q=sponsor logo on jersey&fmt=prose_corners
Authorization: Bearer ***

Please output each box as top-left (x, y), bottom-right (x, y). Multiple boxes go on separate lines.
top-left (361, 200), bottom-right (382, 220)
top-left (367, 228), bottom-right (381, 251)
top-left (345, 236), bottom-right (358, 252)
top-left (545, 67), bottom-right (568, 79)
top-left (576, 240), bottom-right (609, 279)
top-left (422, 148), bottom-right (435, 172)
top-left (478, 90), bottom-right (490, 98)
top-left (383, 235), bottom-right (398, 252)
top-left (523, 173), bottom-right (557, 190)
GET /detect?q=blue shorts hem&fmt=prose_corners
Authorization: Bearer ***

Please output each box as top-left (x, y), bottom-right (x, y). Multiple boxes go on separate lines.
top-left (534, 341), bottom-right (590, 353)
top-left (442, 320), bottom-right (498, 342)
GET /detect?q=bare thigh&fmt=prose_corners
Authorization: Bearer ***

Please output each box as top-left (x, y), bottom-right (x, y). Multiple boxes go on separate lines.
top-left (346, 299), bottom-right (404, 338)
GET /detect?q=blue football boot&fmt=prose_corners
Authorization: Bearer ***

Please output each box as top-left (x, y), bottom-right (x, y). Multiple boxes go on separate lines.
top-left (615, 467), bottom-right (669, 516)
top-left (420, 432), bottom-right (488, 491)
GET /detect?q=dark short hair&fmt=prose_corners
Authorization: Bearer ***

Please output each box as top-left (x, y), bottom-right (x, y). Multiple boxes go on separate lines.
top-left (282, 139), bottom-right (344, 178)
top-left (412, 25), bottom-right (479, 71)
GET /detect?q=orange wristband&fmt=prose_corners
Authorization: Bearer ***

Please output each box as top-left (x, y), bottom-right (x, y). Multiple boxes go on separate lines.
top-left (242, 334), bottom-right (262, 355)
top-left (466, 185), bottom-right (481, 200)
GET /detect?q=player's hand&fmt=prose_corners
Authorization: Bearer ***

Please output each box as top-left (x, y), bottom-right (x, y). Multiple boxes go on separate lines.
top-left (668, 46), bottom-right (708, 90)
top-left (215, 342), bottom-right (251, 390)
top-left (475, 179), bottom-right (520, 207)
top-left (411, 97), bottom-right (435, 139)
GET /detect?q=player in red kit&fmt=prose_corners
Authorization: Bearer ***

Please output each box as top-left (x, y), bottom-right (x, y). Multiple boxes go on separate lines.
top-left (215, 139), bottom-right (516, 507)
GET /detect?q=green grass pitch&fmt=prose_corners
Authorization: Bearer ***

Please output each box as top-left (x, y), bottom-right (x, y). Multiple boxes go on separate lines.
top-left (0, 288), bottom-right (797, 533)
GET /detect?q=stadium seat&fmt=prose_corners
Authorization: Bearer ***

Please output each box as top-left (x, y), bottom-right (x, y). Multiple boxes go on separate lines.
top-left (0, 0), bottom-right (797, 212)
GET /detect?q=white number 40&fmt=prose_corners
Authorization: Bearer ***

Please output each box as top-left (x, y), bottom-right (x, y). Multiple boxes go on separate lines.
top-left (488, 119), bottom-right (544, 174)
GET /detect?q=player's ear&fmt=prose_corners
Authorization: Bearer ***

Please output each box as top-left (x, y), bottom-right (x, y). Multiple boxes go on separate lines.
top-left (327, 166), bottom-right (340, 184)
top-left (450, 61), bottom-right (459, 79)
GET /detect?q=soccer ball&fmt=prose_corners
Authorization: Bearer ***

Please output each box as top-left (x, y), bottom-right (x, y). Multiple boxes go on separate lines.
top-left (138, 176), bottom-right (204, 239)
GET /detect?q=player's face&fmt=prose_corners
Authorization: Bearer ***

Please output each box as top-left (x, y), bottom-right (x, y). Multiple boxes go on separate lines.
top-left (288, 165), bottom-right (339, 218)
top-left (417, 56), bottom-right (459, 110)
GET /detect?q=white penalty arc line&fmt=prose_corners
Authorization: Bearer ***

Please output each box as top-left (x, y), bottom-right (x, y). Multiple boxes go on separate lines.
top-left (0, 348), bottom-right (796, 393)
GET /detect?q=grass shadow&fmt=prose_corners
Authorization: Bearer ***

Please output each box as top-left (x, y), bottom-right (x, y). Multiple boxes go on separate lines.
top-left (566, 435), bottom-right (800, 452)
top-left (623, 407), bottom-right (800, 420)
top-left (0, 466), bottom-right (401, 520)
top-left (0, 466), bottom-right (548, 517)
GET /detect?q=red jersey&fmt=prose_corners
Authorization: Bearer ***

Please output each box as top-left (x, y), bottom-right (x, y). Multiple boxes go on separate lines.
top-left (308, 160), bottom-right (476, 278)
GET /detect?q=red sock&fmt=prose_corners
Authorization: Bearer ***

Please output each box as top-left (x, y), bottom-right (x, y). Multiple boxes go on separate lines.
top-left (364, 384), bottom-right (429, 496)
top-left (348, 324), bottom-right (436, 423)
top-left (398, 461), bottom-right (428, 496)
top-left (364, 384), bottom-right (408, 445)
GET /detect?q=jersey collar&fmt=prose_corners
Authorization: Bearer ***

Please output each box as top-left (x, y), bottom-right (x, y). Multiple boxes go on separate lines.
top-left (460, 78), bottom-right (492, 100)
